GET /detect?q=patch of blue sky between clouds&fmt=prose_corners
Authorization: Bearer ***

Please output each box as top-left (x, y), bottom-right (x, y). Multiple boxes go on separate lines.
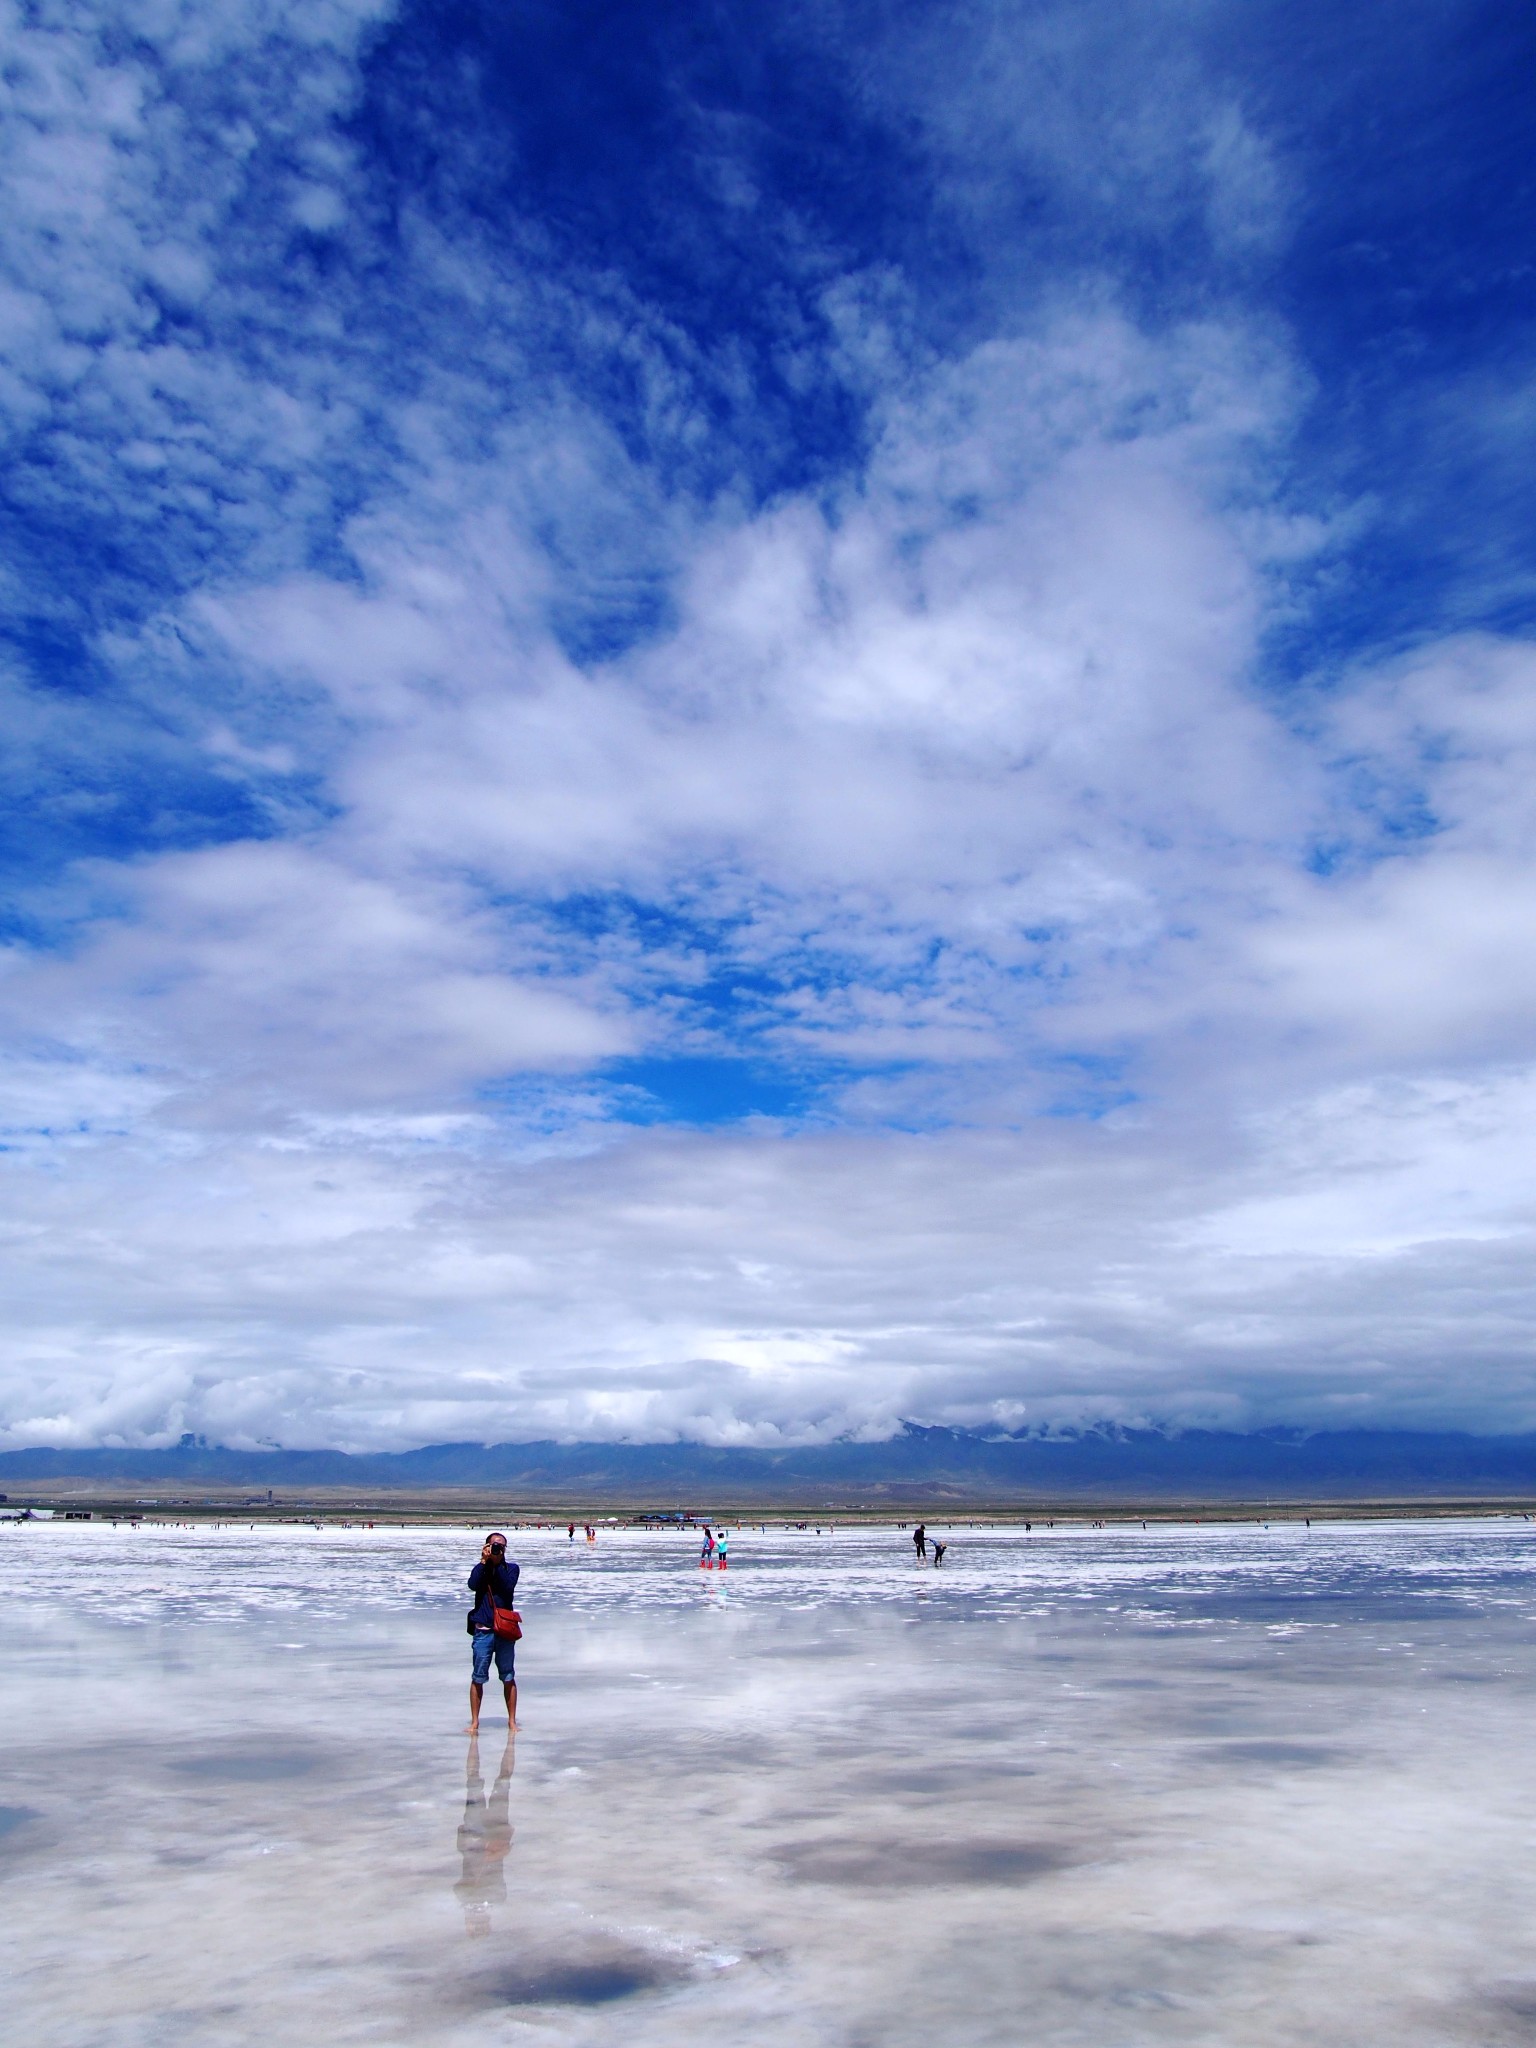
top-left (597, 1055), bottom-right (818, 1129)
top-left (1228, 0), bottom-right (1536, 678)
top-left (525, 890), bottom-right (1073, 1092)
top-left (346, 0), bottom-right (945, 498)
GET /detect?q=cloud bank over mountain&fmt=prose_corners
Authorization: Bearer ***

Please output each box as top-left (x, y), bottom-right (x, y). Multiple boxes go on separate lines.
top-left (3, 0), bottom-right (1536, 1450)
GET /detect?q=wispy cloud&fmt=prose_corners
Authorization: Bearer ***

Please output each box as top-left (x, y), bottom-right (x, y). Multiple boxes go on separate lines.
top-left (2, 0), bottom-right (1535, 1447)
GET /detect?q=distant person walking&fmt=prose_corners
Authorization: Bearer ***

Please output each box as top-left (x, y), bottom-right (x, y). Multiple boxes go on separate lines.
top-left (913, 1523), bottom-right (927, 1562)
top-left (567, 1523), bottom-right (575, 1542)
top-left (466, 1532), bottom-right (520, 1733)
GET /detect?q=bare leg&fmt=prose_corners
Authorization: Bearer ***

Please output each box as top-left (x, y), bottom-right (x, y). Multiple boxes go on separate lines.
top-left (503, 1679), bottom-right (518, 1727)
top-left (468, 1679), bottom-right (483, 1733)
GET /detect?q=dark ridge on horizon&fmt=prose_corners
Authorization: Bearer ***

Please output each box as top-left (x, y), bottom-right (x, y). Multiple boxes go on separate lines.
top-left (6, 1424), bottom-right (1536, 1498)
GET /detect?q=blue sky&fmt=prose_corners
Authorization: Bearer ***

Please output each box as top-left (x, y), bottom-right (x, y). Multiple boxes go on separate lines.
top-left (3, 0), bottom-right (1536, 1449)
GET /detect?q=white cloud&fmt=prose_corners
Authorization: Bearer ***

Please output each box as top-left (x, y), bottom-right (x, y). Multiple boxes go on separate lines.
top-left (3, 0), bottom-right (1534, 1449)
top-left (1, 839), bottom-right (630, 1114)
top-left (6, 451), bottom-right (1536, 1446)
top-left (7, 285), bottom-right (1535, 1442)
top-left (2, 1076), bottom-right (1535, 1450)
top-left (1195, 1067), bottom-right (1536, 1259)
top-left (182, 308), bottom-right (1315, 1047)
top-left (1251, 637), bottom-right (1536, 1063)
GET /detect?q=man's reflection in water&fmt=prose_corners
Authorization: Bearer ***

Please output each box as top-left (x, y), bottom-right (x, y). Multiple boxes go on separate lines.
top-left (454, 1732), bottom-right (515, 1938)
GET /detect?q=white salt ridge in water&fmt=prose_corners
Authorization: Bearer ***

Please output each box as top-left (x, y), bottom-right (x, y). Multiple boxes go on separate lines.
top-left (4, 1518), bottom-right (1536, 2046)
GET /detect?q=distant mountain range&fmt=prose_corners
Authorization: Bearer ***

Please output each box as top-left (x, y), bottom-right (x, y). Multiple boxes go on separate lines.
top-left (5, 1423), bottom-right (1536, 1500)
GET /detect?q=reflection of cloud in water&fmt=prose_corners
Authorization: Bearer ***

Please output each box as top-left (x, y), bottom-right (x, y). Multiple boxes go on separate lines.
top-left (1195, 1740), bottom-right (1347, 1768)
top-left (5, 1519), bottom-right (1536, 2044)
top-left (775, 1835), bottom-right (1076, 1887)
top-left (464, 1950), bottom-right (684, 2008)
top-left (169, 1749), bottom-right (321, 1783)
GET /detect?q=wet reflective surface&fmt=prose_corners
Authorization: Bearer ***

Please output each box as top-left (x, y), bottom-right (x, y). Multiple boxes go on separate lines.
top-left (5, 1518), bottom-right (1536, 2044)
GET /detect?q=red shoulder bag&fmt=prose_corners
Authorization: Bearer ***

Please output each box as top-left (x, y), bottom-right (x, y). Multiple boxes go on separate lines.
top-left (492, 1600), bottom-right (522, 1640)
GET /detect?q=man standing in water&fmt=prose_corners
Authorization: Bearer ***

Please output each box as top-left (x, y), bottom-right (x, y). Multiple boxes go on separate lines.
top-left (913, 1522), bottom-right (927, 1562)
top-left (466, 1532), bottom-right (519, 1733)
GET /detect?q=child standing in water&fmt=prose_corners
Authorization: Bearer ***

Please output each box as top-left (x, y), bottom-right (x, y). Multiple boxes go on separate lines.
top-left (699, 1525), bottom-right (716, 1568)
top-left (716, 1527), bottom-right (729, 1569)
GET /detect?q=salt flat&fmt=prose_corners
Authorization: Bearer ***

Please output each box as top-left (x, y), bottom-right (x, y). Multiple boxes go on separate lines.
top-left (4, 1517), bottom-right (1536, 2047)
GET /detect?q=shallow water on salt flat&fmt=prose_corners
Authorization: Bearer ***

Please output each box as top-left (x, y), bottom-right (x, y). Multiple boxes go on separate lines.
top-left (5, 1516), bottom-right (1536, 2047)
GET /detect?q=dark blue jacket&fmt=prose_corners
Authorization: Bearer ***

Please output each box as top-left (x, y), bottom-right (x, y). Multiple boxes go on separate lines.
top-left (468, 1557), bottom-right (520, 1630)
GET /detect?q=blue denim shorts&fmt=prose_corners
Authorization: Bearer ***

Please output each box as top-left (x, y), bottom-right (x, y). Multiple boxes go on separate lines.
top-left (471, 1630), bottom-right (516, 1685)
